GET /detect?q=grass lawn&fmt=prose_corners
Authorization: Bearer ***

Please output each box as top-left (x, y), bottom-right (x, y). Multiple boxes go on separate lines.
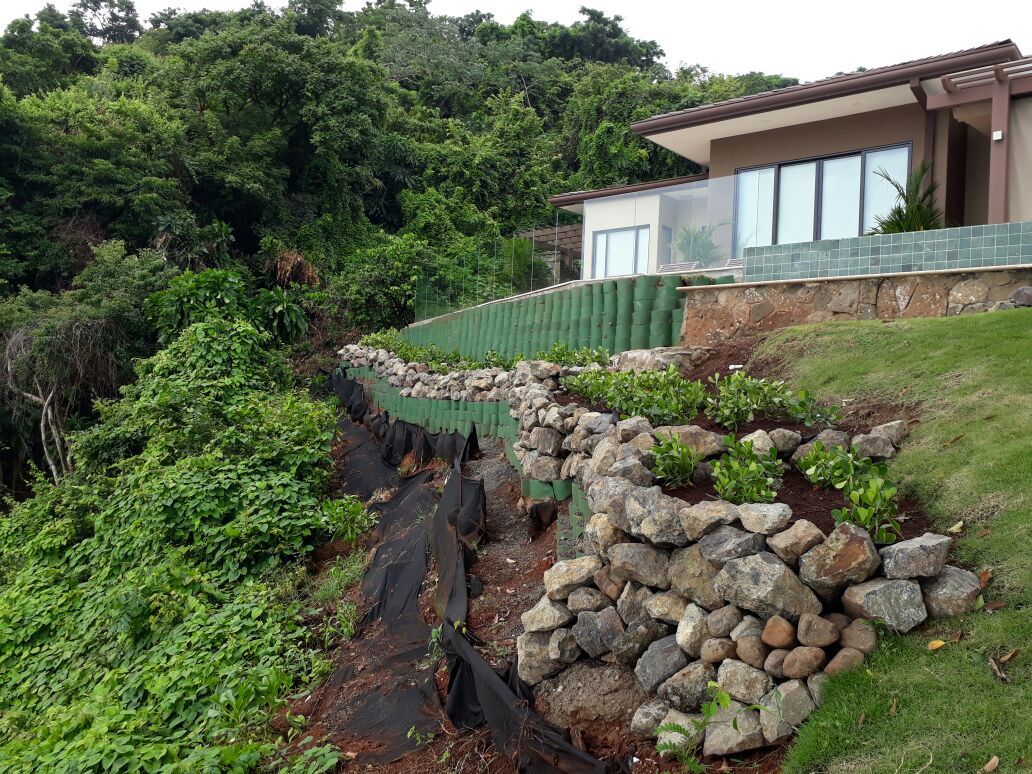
top-left (752, 308), bottom-right (1031, 774)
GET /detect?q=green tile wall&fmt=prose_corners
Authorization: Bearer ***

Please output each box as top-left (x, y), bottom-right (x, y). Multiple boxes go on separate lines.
top-left (743, 221), bottom-right (1032, 283)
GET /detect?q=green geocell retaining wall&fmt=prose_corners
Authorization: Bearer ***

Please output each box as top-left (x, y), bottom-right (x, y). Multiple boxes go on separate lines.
top-left (401, 274), bottom-right (688, 360)
top-left (347, 368), bottom-right (578, 539)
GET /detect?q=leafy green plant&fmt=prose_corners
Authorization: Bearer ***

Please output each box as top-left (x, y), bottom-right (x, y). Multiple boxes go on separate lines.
top-left (655, 681), bottom-right (761, 772)
top-left (832, 476), bottom-right (902, 543)
top-left (799, 442), bottom-right (886, 491)
top-left (705, 371), bottom-right (788, 430)
top-left (652, 433), bottom-right (703, 488)
top-left (787, 390), bottom-right (842, 427)
top-left (534, 341), bottom-right (611, 367)
top-left (711, 434), bottom-right (785, 504)
top-left (868, 160), bottom-right (944, 235)
top-left (674, 222), bottom-right (728, 267)
top-left (562, 366), bottom-right (706, 426)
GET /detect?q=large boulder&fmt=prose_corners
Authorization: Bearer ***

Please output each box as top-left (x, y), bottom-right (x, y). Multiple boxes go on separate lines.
top-left (625, 487), bottom-right (691, 546)
top-left (634, 635), bottom-right (689, 693)
top-left (645, 591), bottom-right (689, 625)
top-left (583, 513), bottom-right (628, 559)
top-left (738, 503), bottom-right (793, 535)
top-left (920, 565), bottom-right (981, 617)
top-left (612, 347), bottom-right (711, 372)
top-left (585, 477), bottom-right (638, 531)
top-left (699, 525), bottom-right (767, 564)
top-left (870, 419), bottom-right (909, 446)
top-left (702, 701), bottom-right (765, 756)
top-left (522, 450), bottom-right (563, 481)
top-left (851, 433), bottom-right (896, 460)
top-left (616, 416), bottom-right (655, 442)
top-left (608, 456), bottom-right (655, 487)
top-left (535, 661), bottom-right (647, 745)
top-left (679, 500), bottom-right (740, 541)
top-left (769, 428), bottom-right (802, 455)
top-left (716, 659), bottom-right (773, 704)
top-left (608, 542), bottom-right (671, 589)
top-left (713, 552), bottom-right (823, 621)
top-left (517, 631), bottom-right (564, 684)
top-left (544, 555), bottom-right (603, 600)
top-left (879, 532), bottom-right (951, 579)
top-left (521, 595), bottom-right (574, 632)
top-left (791, 429), bottom-right (850, 464)
top-left (571, 607), bottom-right (625, 657)
top-left (759, 680), bottom-right (815, 744)
top-left (798, 523), bottom-right (881, 597)
top-left (658, 661), bottom-right (716, 712)
top-left (616, 581), bottom-right (653, 626)
top-left (654, 424), bottom-right (727, 457)
top-left (528, 426), bottom-right (564, 457)
top-left (567, 586), bottom-right (613, 614)
top-left (842, 578), bottom-right (927, 632)
top-left (739, 429), bottom-right (775, 457)
top-left (612, 619), bottom-right (671, 664)
top-left (766, 519), bottom-right (825, 565)
top-left (782, 646), bottom-right (827, 679)
top-left (668, 545), bottom-right (724, 610)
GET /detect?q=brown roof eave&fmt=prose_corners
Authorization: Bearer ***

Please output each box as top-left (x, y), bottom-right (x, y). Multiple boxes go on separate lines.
top-left (632, 41), bottom-right (1023, 136)
top-left (548, 173), bottom-right (710, 207)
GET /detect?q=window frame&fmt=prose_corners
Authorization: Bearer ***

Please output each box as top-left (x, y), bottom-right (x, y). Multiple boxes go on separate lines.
top-left (591, 224), bottom-right (651, 278)
top-left (732, 141), bottom-right (912, 255)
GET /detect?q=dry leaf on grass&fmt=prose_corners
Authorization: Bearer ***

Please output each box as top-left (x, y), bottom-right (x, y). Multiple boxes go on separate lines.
top-left (927, 640), bottom-right (946, 651)
top-left (947, 520), bottom-right (965, 534)
top-left (948, 631), bottom-right (962, 642)
top-left (983, 600), bottom-right (1006, 613)
top-left (1000, 649), bottom-right (1019, 663)
top-left (981, 755), bottom-right (1000, 772)
top-left (978, 569), bottom-right (993, 588)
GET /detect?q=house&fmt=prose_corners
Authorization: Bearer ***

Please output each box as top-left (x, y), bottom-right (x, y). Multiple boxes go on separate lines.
top-left (549, 41), bottom-right (1032, 282)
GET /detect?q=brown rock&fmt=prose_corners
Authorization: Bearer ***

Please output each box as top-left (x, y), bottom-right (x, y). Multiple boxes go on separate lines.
top-left (594, 566), bottom-right (625, 601)
top-left (705, 605), bottom-right (743, 638)
top-left (782, 646), bottom-right (828, 679)
top-left (765, 519), bottom-right (825, 565)
top-left (825, 646), bottom-right (865, 675)
top-left (700, 637), bottom-right (737, 663)
top-left (735, 636), bottom-right (769, 669)
top-left (763, 648), bottom-right (790, 679)
top-left (796, 613), bottom-right (841, 648)
top-left (760, 615), bottom-right (796, 649)
top-left (825, 612), bottom-right (852, 631)
top-left (798, 523), bottom-right (881, 597)
top-left (839, 619), bottom-right (878, 653)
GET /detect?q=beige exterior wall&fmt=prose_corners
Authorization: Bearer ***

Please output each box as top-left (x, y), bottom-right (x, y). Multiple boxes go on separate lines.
top-left (707, 104), bottom-right (928, 178)
top-left (580, 192), bottom-right (661, 279)
top-left (1008, 97), bottom-right (1032, 223)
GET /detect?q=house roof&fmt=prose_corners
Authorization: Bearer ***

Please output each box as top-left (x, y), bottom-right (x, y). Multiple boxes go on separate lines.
top-left (547, 173), bottom-right (709, 209)
top-left (631, 40), bottom-right (1023, 138)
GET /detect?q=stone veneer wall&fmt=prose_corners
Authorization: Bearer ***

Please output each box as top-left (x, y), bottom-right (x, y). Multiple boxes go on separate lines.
top-left (743, 221), bottom-right (1032, 282)
top-left (680, 267), bottom-right (1032, 347)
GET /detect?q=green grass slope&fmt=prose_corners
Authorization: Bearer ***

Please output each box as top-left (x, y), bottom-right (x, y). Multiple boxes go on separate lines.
top-left (754, 309), bottom-right (1031, 773)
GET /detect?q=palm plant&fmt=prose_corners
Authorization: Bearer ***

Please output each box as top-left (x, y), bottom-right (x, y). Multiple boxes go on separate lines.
top-left (674, 223), bottom-right (727, 267)
top-left (868, 160), bottom-right (944, 234)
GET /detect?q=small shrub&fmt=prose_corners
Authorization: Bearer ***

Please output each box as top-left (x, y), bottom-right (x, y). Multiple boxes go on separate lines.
top-left (832, 476), bottom-right (902, 543)
top-left (799, 442), bottom-right (886, 491)
top-left (705, 372), bottom-right (840, 430)
top-left (562, 366), bottom-right (706, 426)
top-left (653, 433), bottom-right (703, 488)
top-left (534, 342), bottom-right (610, 367)
top-left (322, 496), bottom-right (378, 544)
top-left (711, 434), bottom-right (785, 504)
top-left (786, 390), bottom-right (841, 427)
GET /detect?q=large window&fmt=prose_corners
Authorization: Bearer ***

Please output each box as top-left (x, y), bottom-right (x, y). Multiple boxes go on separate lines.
top-left (592, 225), bottom-right (649, 277)
top-left (734, 143), bottom-right (911, 252)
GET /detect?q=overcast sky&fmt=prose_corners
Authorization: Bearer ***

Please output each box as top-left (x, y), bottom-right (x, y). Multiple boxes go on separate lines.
top-left (1, 0), bottom-right (1029, 82)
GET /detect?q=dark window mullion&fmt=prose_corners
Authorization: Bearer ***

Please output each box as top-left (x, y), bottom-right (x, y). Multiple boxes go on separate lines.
top-left (814, 159), bottom-right (823, 240)
top-left (858, 151), bottom-right (868, 237)
top-left (772, 164), bottom-right (781, 245)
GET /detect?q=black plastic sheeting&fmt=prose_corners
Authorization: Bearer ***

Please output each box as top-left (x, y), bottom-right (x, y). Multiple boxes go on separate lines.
top-left (329, 370), bottom-right (604, 772)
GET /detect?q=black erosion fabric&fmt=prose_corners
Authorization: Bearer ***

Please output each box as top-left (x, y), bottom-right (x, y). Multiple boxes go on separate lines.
top-left (327, 370), bottom-right (604, 772)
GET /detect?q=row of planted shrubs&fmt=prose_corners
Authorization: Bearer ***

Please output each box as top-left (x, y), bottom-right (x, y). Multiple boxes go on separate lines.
top-left (562, 368), bottom-right (841, 429)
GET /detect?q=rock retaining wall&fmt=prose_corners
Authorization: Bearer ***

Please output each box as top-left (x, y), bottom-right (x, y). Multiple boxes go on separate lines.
top-left (680, 268), bottom-right (1032, 347)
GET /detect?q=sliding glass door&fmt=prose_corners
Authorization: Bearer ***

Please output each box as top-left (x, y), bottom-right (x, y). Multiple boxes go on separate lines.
top-left (734, 143), bottom-right (911, 254)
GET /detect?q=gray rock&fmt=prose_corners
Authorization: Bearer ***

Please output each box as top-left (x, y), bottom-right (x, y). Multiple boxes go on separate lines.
top-left (668, 545), bottom-right (724, 610)
top-left (851, 433), bottom-right (896, 460)
top-left (612, 346), bottom-right (712, 372)
top-left (1009, 285), bottom-right (1032, 306)
top-left (630, 489), bottom-right (691, 546)
top-left (880, 532), bottom-right (951, 579)
top-left (657, 709), bottom-right (703, 755)
top-left (612, 619), bottom-right (671, 664)
top-left (730, 614), bottom-right (764, 642)
top-left (792, 429), bottom-right (850, 464)
top-left (842, 578), bottom-right (928, 632)
top-left (617, 581), bottom-right (653, 625)
top-left (796, 613), bottom-right (840, 648)
top-left (583, 513), bottom-right (628, 560)
top-left (608, 542), bottom-right (671, 589)
top-left (528, 426), bottom-right (564, 457)
top-left (567, 586), bottom-right (614, 614)
top-left (634, 635), bottom-right (689, 693)
top-left (740, 429), bottom-right (775, 456)
top-left (609, 455), bottom-right (655, 487)
top-left (658, 661), bottom-right (716, 712)
top-left (799, 523), bottom-right (881, 597)
top-left (870, 419), bottom-right (909, 446)
top-left (571, 607), bottom-right (626, 657)
top-left (522, 450), bottom-right (563, 481)
top-left (516, 631), bottom-right (564, 684)
top-left (654, 424), bottom-right (727, 457)
top-left (521, 595), bottom-right (574, 632)
top-left (547, 627), bottom-right (582, 663)
top-left (543, 555), bottom-right (603, 600)
top-left (770, 428), bottom-right (802, 455)
top-left (585, 476), bottom-right (637, 531)
top-left (766, 519), bottom-right (825, 565)
top-left (527, 360), bottom-right (561, 379)
top-left (713, 552), bottom-right (823, 621)
top-left (675, 603), bottom-right (711, 657)
top-left (705, 604), bottom-right (743, 638)
top-left (679, 499), bottom-right (740, 541)
top-left (807, 672), bottom-right (830, 706)
top-left (616, 416), bottom-right (654, 442)
top-left (759, 679), bottom-right (815, 744)
top-left (590, 436), bottom-right (623, 475)
top-left (703, 700), bottom-right (765, 756)
top-left (920, 565), bottom-right (981, 617)
top-left (738, 503), bottom-right (794, 535)
top-left (644, 591), bottom-right (689, 625)
top-left (699, 525), bottom-right (767, 564)
top-left (763, 648), bottom-right (790, 679)
top-left (717, 659), bottom-right (774, 704)
top-left (630, 698), bottom-right (671, 738)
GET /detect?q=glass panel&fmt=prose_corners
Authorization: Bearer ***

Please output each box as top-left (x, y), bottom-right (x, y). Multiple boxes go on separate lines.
top-left (659, 226), bottom-right (673, 267)
top-left (592, 232), bottom-right (606, 278)
top-left (605, 228), bottom-right (636, 276)
top-left (635, 226), bottom-right (650, 273)
top-left (863, 146), bottom-right (909, 233)
top-left (735, 167), bottom-right (775, 254)
top-left (820, 155), bottom-right (862, 239)
top-left (776, 162), bottom-right (816, 244)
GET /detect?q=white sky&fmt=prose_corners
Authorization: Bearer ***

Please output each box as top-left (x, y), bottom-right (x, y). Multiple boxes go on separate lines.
top-left (1, 0), bottom-right (1029, 82)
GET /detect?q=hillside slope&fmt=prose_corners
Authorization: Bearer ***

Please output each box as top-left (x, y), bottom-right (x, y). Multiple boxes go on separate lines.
top-left (753, 309), bottom-right (1031, 773)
